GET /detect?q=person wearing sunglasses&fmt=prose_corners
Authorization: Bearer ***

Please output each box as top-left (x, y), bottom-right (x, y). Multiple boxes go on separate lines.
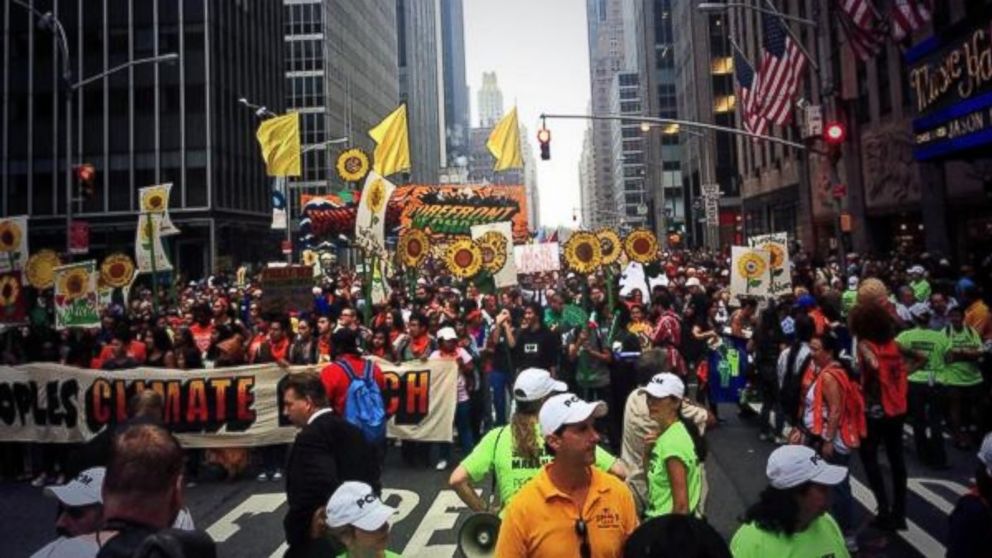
top-left (495, 393), bottom-right (638, 558)
top-left (30, 467), bottom-right (105, 558)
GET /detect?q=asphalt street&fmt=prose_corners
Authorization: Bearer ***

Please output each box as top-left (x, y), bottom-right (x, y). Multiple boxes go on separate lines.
top-left (3, 403), bottom-right (975, 557)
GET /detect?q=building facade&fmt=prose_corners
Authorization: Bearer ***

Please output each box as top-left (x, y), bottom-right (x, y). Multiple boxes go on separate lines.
top-left (609, 72), bottom-right (646, 229)
top-left (397, 0), bottom-right (445, 183)
top-left (578, 119), bottom-right (596, 226)
top-left (2, 0), bottom-right (285, 277)
top-left (476, 71), bottom-right (503, 127)
top-left (440, 0), bottom-right (470, 167)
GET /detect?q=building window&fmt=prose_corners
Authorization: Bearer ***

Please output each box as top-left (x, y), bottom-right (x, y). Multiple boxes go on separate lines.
top-left (711, 56), bottom-right (733, 75)
top-left (713, 95), bottom-right (735, 113)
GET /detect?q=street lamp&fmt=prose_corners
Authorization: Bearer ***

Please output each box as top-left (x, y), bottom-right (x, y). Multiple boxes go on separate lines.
top-left (696, 2), bottom-right (817, 27)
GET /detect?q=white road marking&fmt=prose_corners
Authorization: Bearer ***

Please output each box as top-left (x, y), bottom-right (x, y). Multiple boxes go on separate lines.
top-left (401, 489), bottom-right (467, 558)
top-left (907, 478), bottom-right (969, 515)
top-left (851, 478), bottom-right (946, 557)
top-left (207, 492), bottom-right (286, 542)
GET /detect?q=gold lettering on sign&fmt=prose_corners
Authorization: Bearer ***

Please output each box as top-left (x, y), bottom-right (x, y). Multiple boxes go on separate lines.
top-left (911, 27), bottom-right (992, 113)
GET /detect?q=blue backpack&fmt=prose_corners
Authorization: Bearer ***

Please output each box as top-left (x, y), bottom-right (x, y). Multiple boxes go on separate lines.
top-left (336, 358), bottom-right (386, 444)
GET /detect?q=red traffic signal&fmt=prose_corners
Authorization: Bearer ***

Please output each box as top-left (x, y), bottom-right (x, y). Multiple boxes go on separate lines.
top-left (537, 128), bottom-right (551, 161)
top-left (824, 122), bottom-right (846, 144)
top-left (74, 164), bottom-right (96, 200)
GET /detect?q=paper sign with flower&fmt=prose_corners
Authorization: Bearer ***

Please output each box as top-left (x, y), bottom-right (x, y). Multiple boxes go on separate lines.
top-left (0, 216), bottom-right (29, 275)
top-left (354, 170), bottom-right (395, 259)
top-left (748, 232), bottom-right (792, 297)
top-left (53, 261), bottom-right (100, 330)
top-left (0, 272), bottom-right (27, 325)
top-left (730, 246), bottom-right (771, 300)
top-left (139, 184), bottom-right (180, 236)
top-left (25, 249), bottom-right (62, 290)
top-left (135, 213), bottom-right (173, 273)
top-left (471, 221), bottom-right (516, 288)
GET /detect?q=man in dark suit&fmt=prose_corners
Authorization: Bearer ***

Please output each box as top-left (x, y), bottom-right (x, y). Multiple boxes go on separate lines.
top-left (281, 372), bottom-right (381, 558)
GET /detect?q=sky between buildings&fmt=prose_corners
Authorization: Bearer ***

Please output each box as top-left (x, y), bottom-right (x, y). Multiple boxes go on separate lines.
top-left (464, 0), bottom-right (589, 228)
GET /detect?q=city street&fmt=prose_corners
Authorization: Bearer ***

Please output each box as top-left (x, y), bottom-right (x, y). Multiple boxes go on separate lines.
top-left (5, 403), bottom-right (970, 557)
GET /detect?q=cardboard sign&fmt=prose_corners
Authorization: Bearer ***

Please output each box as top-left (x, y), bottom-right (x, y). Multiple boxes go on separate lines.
top-left (513, 242), bottom-right (561, 274)
top-left (259, 265), bottom-right (314, 314)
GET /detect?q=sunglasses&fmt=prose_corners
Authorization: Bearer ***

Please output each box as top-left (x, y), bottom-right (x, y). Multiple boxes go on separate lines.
top-left (575, 518), bottom-right (591, 558)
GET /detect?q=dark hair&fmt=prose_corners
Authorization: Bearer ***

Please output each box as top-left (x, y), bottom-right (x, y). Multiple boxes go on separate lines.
top-left (105, 424), bottom-right (184, 498)
top-left (283, 372), bottom-right (329, 407)
top-left (741, 484), bottom-right (811, 536)
top-left (524, 301), bottom-right (543, 321)
top-left (331, 328), bottom-right (361, 356)
top-left (151, 327), bottom-right (173, 353)
top-left (792, 314), bottom-right (814, 344)
top-left (653, 290), bottom-right (673, 310)
top-left (679, 414), bottom-right (708, 463)
top-left (848, 300), bottom-right (896, 343)
top-left (623, 515), bottom-right (732, 558)
top-left (408, 312), bottom-right (428, 328)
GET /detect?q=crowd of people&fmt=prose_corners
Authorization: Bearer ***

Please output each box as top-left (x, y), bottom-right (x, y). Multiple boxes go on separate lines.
top-left (7, 244), bottom-right (992, 557)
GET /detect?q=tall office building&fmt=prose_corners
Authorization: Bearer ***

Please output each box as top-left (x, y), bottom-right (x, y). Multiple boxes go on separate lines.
top-left (397, 0), bottom-right (445, 183)
top-left (609, 72), bottom-right (646, 229)
top-left (467, 126), bottom-right (523, 185)
top-left (440, 0), bottom-right (470, 167)
top-left (578, 120), bottom-right (596, 227)
top-left (1, 1), bottom-right (284, 276)
top-left (476, 72), bottom-right (504, 127)
top-left (585, 0), bottom-right (626, 229)
top-left (520, 124), bottom-right (540, 229)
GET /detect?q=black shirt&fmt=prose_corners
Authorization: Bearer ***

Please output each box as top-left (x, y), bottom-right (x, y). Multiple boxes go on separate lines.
top-left (513, 326), bottom-right (560, 373)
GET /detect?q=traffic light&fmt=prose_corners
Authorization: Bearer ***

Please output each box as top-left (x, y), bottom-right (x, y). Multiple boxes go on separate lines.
top-left (824, 122), bottom-right (845, 164)
top-left (74, 164), bottom-right (96, 200)
top-left (537, 128), bottom-right (551, 161)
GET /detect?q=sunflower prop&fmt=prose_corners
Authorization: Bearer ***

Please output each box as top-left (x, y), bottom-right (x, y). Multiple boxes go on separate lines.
top-left (59, 267), bottom-right (91, 302)
top-left (399, 229), bottom-right (430, 268)
top-left (737, 251), bottom-right (767, 280)
top-left (624, 229), bottom-right (660, 264)
top-left (25, 249), bottom-right (62, 289)
top-left (443, 239), bottom-right (483, 278)
top-left (0, 274), bottom-right (21, 307)
top-left (100, 253), bottom-right (136, 289)
top-left (140, 188), bottom-right (167, 213)
top-left (563, 231), bottom-right (603, 274)
top-left (363, 177), bottom-right (388, 215)
top-left (474, 231), bottom-right (508, 273)
top-left (596, 229), bottom-right (623, 265)
top-left (0, 220), bottom-right (23, 253)
top-left (336, 148), bottom-right (371, 183)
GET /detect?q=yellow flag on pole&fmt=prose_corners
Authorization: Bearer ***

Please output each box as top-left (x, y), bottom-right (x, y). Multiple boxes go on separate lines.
top-left (369, 104), bottom-right (411, 177)
top-left (486, 107), bottom-right (524, 171)
top-left (255, 112), bottom-right (301, 177)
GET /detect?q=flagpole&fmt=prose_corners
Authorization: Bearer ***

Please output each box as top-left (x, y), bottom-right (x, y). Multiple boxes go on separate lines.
top-left (759, 0), bottom-right (820, 72)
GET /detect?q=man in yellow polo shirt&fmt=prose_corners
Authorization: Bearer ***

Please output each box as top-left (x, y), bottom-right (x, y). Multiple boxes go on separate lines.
top-left (495, 393), bottom-right (639, 558)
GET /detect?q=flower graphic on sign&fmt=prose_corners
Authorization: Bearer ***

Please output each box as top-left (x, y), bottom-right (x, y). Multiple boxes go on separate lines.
top-left (759, 242), bottom-right (785, 275)
top-left (444, 239), bottom-right (482, 278)
top-left (399, 229), bottom-right (430, 269)
top-left (623, 229), bottom-right (659, 264)
top-left (336, 148), bottom-right (370, 182)
top-left (100, 253), bottom-right (135, 288)
top-left (365, 178), bottom-right (387, 216)
top-left (0, 220), bottom-right (22, 253)
top-left (59, 267), bottom-right (90, 302)
top-left (474, 231), bottom-right (508, 273)
top-left (563, 231), bottom-right (602, 274)
top-left (596, 229), bottom-right (623, 265)
top-left (141, 189), bottom-right (167, 213)
top-left (0, 274), bottom-right (20, 310)
top-left (25, 250), bottom-right (61, 290)
top-left (737, 251), bottom-right (767, 280)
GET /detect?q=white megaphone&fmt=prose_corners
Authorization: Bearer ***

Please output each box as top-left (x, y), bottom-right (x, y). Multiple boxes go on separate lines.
top-left (457, 512), bottom-right (501, 558)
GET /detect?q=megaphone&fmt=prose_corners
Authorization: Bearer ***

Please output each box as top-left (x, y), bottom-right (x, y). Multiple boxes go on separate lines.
top-left (457, 512), bottom-right (501, 558)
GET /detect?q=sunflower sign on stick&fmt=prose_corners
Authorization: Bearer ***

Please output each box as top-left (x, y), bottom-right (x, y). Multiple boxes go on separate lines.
top-left (139, 184), bottom-right (179, 236)
top-left (623, 229), bottom-right (659, 264)
top-left (354, 170), bottom-right (395, 260)
top-left (0, 216), bottom-right (29, 274)
top-left (470, 221), bottom-right (516, 287)
top-left (53, 261), bottom-right (99, 330)
top-left (563, 231), bottom-right (602, 274)
top-left (730, 246), bottom-right (771, 300)
top-left (444, 239), bottom-right (483, 279)
top-left (25, 250), bottom-right (62, 290)
top-left (135, 213), bottom-right (172, 273)
top-left (748, 232), bottom-right (792, 296)
top-left (100, 253), bottom-right (136, 289)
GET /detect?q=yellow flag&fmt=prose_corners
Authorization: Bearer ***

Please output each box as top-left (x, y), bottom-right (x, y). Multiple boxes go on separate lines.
top-left (486, 107), bottom-right (524, 171)
top-left (369, 105), bottom-right (411, 177)
top-left (255, 112), bottom-right (301, 177)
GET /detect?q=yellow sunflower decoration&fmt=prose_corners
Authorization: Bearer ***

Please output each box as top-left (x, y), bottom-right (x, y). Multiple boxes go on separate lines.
top-left (757, 242), bottom-right (785, 270)
top-left (25, 250), bottom-right (62, 289)
top-left (474, 231), bottom-right (508, 273)
top-left (624, 229), bottom-right (660, 264)
top-left (563, 231), bottom-right (603, 274)
top-left (140, 188), bottom-right (167, 213)
top-left (364, 178), bottom-right (388, 214)
top-left (596, 229), bottom-right (623, 265)
top-left (100, 253), bottom-right (136, 289)
top-left (737, 251), bottom-right (768, 280)
top-left (0, 220), bottom-right (23, 253)
top-left (443, 239), bottom-right (483, 278)
top-left (301, 249), bottom-right (319, 268)
top-left (399, 229), bottom-right (430, 268)
top-left (0, 274), bottom-right (20, 306)
top-left (336, 148), bottom-right (371, 182)
top-left (59, 267), bottom-right (91, 302)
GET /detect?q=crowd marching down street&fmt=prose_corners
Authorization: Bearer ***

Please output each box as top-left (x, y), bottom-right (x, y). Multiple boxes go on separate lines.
top-left (3, 237), bottom-right (992, 558)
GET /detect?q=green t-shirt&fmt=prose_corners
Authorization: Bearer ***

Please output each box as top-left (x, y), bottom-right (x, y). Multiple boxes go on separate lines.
top-left (336, 551), bottom-right (401, 558)
top-left (730, 514), bottom-right (849, 558)
top-left (459, 423), bottom-right (617, 516)
top-left (645, 421), bottom-right (702, 517)
top-left (841, 289), bottom-right (857, 317)
top-left (911, 279), bottom-right (932, 303)
top-left (896, 327), bottom-right (950, 385)
top-left (943, 325), bottom-right (984, 386)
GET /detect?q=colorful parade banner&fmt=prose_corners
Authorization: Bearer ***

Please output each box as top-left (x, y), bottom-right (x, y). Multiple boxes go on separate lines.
top-left (0, 271), bottom-right (27, 325)
top-left (471, 221), bottom-right (517, 287)
top-left (0, 359), bottom-right (458, 447)
top-left (730, 246), bottom-right (772, 300)
top-left (513, 242), bottom-right (561, 274)
top-left (53, 261), bottom-right (100, 330)
top-left (0, 215), bottom-right (29, 275)
top-left (354, 171), bottom-right (396, 259)
top-left (139, 184), bottom-right (180, 236)
top-left (135, 213), bottom-right (172, 273)
top-left (747, 232), bottom-right (792, 297)
top-left (259, 265), bottom-right (314, 314)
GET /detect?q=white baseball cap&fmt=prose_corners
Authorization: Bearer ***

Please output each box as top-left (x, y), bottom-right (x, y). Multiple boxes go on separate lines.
top-left (513, 368), bottom-right (567, 402)
top-left (437, 327), bottom-right (457, 341)
top-left (539, 393), bottom-right (608, 437)
top-left (908, 265), bottom-right (925, 275)
top-left (766, 446), bottom-right (847, 489)
top-left (325, 481), bottom-right (397, 531)
top-left (685, 277), bottom-right (702, 288)
top-left (642, 373), bottom-right (685, 400)
top-left (978, 432), bottom-right (992, 475)
top-left (44, 467), bottom-right (105, 507)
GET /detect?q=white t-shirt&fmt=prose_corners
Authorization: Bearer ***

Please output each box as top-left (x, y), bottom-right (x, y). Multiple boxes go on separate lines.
top-left (430, 347), bottom-right (473, 403)
top-left (30, 535), bottom-right (99, 558)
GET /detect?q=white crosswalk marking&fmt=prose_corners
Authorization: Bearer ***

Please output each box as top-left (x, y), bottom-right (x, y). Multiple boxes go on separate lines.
top-left (907, 478), bottom-right (969, 515)
top-left (851, 478), bottom-right (945, 557)
top-left (206, 492), bottom-right (286, 542)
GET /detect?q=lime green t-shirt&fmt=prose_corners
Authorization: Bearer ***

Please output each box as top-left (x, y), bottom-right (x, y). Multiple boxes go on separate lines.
top-left (730, 514), bottom-right (849, 558)
top-left (645, 421), bottom-right (702, 517)
top-left (841, 289), bottom-right (857, 317)
top-left (459, 423), bottom-right (617, 515)
top-left (943, 326), bottom-right (984, 386)
top-left (896, 327), bottom-right (950, 385)
top-left (336, 551), bottom-right (401, 558)
top-left (911, 279), bottom-right (932, 303)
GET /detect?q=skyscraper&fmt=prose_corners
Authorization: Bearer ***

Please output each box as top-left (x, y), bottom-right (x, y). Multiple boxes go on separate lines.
top-left (477, 72), bottom-right (504, 127)
top-left (397, 0), bottom-right (446, 183)
top-left (440, 0), bottom-right (470, 167)
top-left (610, 72), bottom-right (647, 229)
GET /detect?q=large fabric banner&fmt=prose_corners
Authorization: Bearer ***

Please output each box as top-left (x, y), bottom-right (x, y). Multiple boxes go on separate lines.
top-left (53, 261), bottom-right (100, 330)
top-left (471, 221), bottom-right (517, 288)
top-left (135, 213), bottom-right (172, 273)
top-left (747, 232), bottom-right (792, 297)
top-left (355, 171), bottom-right (396, 259)
top-left (139, 184), bottom-right (180, 236)
top-left (0, 215), bottom-right (29, 274)
top-left (0, 359), bottom-right (458, 447)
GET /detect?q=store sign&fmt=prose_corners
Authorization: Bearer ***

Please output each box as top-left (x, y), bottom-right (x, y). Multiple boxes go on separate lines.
top-left (908, 17), bottom-right (992, 160)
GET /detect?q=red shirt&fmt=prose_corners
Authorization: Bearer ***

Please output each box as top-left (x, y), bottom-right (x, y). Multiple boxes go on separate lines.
top-left (862, 340), bottom-right (908, 417)
top-left (94, 340), bottom-right (147, 368)
top-left (190, 323), bottom-right (214, 353)
top-left (319, 354), bottom-right (387, 416)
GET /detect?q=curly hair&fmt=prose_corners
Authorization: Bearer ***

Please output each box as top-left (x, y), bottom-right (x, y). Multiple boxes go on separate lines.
top-left (510, 399), bottom-right (543, 463)
top-left (848, 300), bottom-right (897, 343)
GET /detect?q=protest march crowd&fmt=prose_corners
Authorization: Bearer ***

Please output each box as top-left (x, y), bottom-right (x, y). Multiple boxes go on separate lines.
top-left (5, 238), bottom-right (992, 558)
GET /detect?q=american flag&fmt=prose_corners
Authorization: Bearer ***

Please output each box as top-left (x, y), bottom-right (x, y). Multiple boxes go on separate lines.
top-left (755, 12), bottom-right (808, 127)
top-left (890, 0), bottom-right (931, 41)
top-left (834, 0), bottom-right (887, 62)
top-left (733, 43), bottom-right (767, 136)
